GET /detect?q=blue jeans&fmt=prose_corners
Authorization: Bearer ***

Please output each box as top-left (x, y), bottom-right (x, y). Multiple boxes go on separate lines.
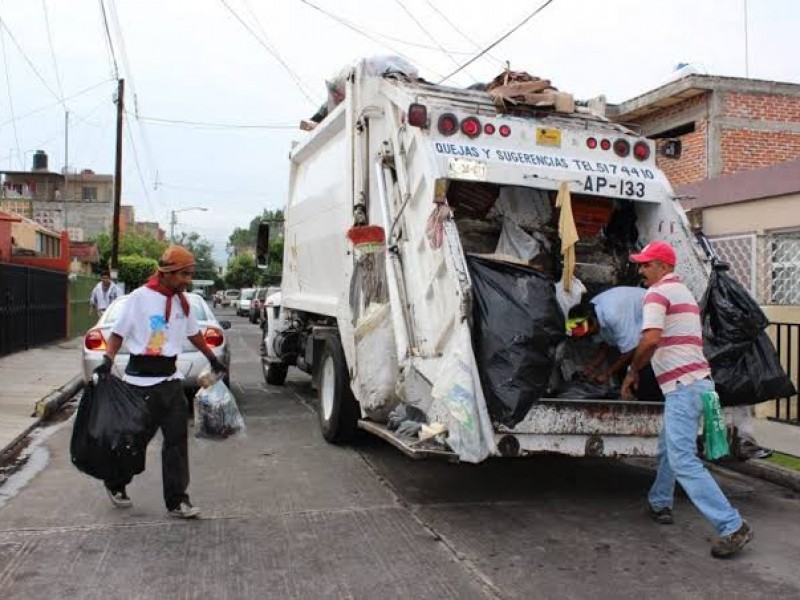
top-left (648, 378), bottom-right (742, 537)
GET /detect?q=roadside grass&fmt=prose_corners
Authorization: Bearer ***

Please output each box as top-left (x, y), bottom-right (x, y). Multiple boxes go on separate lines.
top-left (767, 452), bottom-right (800, 472)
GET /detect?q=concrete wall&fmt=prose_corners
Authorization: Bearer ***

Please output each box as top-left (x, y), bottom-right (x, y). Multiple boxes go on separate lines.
top-left (700, 192), bottom-right (800, 236)
top-left (34, 200), bottom-right (112, 241)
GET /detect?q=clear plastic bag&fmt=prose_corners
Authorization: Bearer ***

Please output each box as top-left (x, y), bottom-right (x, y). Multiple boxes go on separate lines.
top-left (193, 370), bottom-right (246, 438)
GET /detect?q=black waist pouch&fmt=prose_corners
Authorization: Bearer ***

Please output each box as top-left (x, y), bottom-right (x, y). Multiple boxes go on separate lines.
top-left (126, 354), bottom-right (177, 377)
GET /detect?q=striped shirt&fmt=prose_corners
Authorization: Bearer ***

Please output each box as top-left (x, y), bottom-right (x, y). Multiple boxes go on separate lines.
top-left (642, 273), bottom-right (711, 393)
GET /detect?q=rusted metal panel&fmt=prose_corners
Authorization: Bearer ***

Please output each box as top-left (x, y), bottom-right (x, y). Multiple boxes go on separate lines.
top-left (494, 433), bottom-right (660, 458)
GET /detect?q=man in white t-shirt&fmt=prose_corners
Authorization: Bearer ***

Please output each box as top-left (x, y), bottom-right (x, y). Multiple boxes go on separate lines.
top-left (93, 245), bottom-right (226, 519)
top-left (89, 271), bottom-right (121, 316)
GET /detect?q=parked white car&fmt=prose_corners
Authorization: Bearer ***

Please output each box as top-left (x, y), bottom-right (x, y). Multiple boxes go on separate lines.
top-left (236, 287), bottom-right (256, 317)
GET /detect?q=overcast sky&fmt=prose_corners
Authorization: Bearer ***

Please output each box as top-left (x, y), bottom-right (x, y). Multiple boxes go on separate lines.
top-left (1, 0), bottom-right (799, 263)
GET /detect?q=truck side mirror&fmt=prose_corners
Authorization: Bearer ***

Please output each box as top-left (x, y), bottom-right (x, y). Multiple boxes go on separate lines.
top-left (256, 222), bottom-right (270, 268)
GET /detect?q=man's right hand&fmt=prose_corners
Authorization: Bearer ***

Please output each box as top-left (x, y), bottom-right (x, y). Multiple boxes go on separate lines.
top-left (93, 354), bottom-right (113, 377)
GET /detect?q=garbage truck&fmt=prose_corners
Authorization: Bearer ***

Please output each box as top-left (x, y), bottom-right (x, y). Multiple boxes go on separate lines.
top-left (257, 58), bottom-right (714, 463)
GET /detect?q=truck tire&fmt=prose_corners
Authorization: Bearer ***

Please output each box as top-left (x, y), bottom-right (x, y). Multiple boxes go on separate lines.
top-left (318, 337), bottom-right (359, 444)
top-left (263, 361), bottom-right (288, 386)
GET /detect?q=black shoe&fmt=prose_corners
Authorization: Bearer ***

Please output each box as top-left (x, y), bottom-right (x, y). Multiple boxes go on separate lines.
top-left (711, 521), bottom-right (753, 558)
top-left (168, 501), bottom-right (201, 519)
top-left (648, 505), bottom-right (674, 525)
top-left (106, 488), bottom-right (133, 508)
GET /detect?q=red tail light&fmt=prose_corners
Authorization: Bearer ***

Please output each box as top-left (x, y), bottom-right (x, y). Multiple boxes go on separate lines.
top-left (460, 116), bottom-right (481, 138)
top-left (484, 123), bottom-right (496, 135)
top-left (633, 141), bottom-right (651, 161)
top-left (499, 124), bottom-right (511, 137)
top-left (600, 139), bottom-right (611, 150)
top-left (203, 327), bottom-right (225, 348)
top-left (586, 137), bottom-right (598, 149)
top-left (408, 103), bottom-right (428, 127)
top-left (613, 138), bottom-right (630, 157)
top-left (84, 329), bottom-right (106, 351)
top-left (437, 113), bottom-right (458, 136)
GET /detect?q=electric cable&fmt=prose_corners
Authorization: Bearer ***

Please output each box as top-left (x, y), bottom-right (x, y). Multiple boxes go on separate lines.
top-left (422, 0), bottom-right (505, 68)
top-left (124, 118), bottom-right (158, 220)
top-left (41, 0), bottom-right (66, 105)
top-left (97, 0), bottom-right (119, 78)
top-left (438, 0), bottom-right (556, 84)
top-left (0, 14), bottom-right (62, 102)
top-left (0, 79), bottom-right (113, 128)
top-left (0, 23), bottom-right (22, 169)
top-left (135, 114), bottom-right (297, 130)
top-left (218, 0), bottom-right (319, 106)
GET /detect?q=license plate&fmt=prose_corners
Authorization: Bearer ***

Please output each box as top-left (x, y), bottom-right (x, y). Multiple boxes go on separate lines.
top-left (448, 157), bottom-right (487, 181)
top-left (536, 127), bottom-right (561, 147)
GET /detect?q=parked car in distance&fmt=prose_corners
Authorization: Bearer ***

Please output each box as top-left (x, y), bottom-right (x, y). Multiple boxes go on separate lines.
top-left (236, 287), bottom-right (256, 317)
top-left (259, 286), bottom-right (281, 327)
top-left (250, 287), bottom-right (267, 324)
top-left (221, 289), bottom-right (240, 308)
top-left (82, 293), bottom-right (232, 394)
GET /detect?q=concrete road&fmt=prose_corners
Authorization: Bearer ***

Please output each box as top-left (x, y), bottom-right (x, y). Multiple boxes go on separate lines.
top-left (1, 310), bottom-right (799, 599)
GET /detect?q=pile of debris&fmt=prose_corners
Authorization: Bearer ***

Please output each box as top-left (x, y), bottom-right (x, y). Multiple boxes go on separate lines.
top-left (486, 70), bottom-right (575, 114)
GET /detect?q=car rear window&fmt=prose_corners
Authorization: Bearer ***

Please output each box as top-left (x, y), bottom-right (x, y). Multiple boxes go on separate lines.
top-left (241, 289), bottom-right (255, 300)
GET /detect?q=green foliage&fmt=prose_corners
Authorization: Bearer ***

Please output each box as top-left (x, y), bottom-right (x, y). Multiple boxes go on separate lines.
top-left (94, 232), bottom-right (168, 271)
top-left (227, 208), bottom-right (284, 286)
top-left (118, 255), bottom-right (159, 290)
top-left (175, 231), bottom-right (217, 280)
top-left (225, 253), bottom-right (259, 289)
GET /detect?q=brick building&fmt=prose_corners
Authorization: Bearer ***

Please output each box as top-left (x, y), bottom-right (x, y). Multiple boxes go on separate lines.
top-left (607, 75), bottom-right (800, 187)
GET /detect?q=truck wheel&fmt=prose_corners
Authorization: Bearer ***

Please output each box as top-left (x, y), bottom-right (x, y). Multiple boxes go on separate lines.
top-left (264, 361), bottom-right (288, 386)
top-left (318, 338), bottom-right (359, 443)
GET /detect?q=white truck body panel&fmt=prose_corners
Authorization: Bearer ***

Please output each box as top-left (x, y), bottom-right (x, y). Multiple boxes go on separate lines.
top-left (276, 62), bottom-right (711, 461)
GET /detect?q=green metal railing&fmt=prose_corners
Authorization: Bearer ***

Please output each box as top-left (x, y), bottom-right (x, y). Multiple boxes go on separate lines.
top-left (68, 274), bottom-right (99, 338)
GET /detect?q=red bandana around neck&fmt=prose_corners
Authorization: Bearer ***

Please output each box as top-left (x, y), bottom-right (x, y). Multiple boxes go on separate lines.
top-left (145, 275), bottom-right (190, 323)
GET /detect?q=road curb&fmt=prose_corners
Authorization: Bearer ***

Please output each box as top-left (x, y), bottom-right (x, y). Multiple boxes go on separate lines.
top-left (714, 458), bottom-right (800, 493)
top-left (0, 375), bottom-right (84, 464)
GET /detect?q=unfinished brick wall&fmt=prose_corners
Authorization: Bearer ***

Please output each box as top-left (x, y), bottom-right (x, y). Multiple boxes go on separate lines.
top-left (723, 92), bottom-right (800, 123)
top-left (720, 128), bottom-right (800, 175)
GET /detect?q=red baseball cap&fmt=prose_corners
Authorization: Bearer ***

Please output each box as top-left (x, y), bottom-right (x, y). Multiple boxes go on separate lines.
top-left (629, 241), bottom-right (677, 266)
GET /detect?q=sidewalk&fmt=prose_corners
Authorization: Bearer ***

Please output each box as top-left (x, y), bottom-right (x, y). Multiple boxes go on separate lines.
top-left (0, 337), bottom-right (84, 457)
top-left (753, 418), bottom-right (800, 457)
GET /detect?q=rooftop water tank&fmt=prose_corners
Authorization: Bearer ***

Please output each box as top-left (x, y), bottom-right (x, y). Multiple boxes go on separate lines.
top-left (32, 150), bottom-right (48, 172)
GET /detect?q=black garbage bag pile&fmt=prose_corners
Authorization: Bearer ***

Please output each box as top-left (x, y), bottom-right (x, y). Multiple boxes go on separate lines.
top-left (70, 376), bottom-right (152, 482)
top-left (701, 267), bottom-right (795, 406)
top-left (555, 377), bottom-right (621, 400)
top-left (468, 255), bottom-right (566, 427)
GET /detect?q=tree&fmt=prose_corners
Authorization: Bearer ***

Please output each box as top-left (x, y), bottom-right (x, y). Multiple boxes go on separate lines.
top-left (93, 232), bottom-right (168, 271)
top-left (227, 209), bottom-right (284, 257)
top-left (175, 231), bottom-right (217, 280)
top-left (225, 254), bottom-right (259, 289)
top-left (118, 256), bottom-right (158, 290)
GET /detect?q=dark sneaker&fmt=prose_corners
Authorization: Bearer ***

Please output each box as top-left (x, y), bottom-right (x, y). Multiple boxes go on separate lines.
top-left (168, 501), bottom-right (201, 519)
top-left (106, 488), bottom-right (133, 508)
top-left (648, 505), bottom-right (674, 525)
top-left (711, 521), bottom-right (753, 559)
top-left (737, 439), bottom-right (773, 461)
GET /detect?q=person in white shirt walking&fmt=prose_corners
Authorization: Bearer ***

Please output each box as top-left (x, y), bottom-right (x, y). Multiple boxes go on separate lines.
top-left (89, 271), bottom-right (121, 316)
top-left (93, 245), bottom-right (227, 519)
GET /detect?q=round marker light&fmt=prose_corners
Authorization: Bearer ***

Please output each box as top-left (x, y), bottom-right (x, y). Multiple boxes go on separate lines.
top-left (484, 123), bottom-right (496, 135)
top-left (586, 137), bottom-right (598, 149)
top-left (600, 138), bottom-right (611, 150)
top-left (499, 124), bottom-right (511, 137)
top-left (633, 141), bottom-right (651, 161)
top-left (613, 138), bottom-right (631, 158)
top-left (437, 113), bottom-right (458, 136)
top-left (460, 116), bottom-right (481, 138)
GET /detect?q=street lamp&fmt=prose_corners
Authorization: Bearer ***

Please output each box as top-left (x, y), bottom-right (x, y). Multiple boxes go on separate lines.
top-left (170, 206), bottom-right (208, 241)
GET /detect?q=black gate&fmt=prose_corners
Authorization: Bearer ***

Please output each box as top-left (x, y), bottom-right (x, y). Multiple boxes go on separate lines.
top-left (770, 322), bottom-right (799, 425)
top-left (0, 263), bottom-right (67, 357)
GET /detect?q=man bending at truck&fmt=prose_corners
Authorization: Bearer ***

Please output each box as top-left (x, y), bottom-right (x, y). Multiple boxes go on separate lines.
top-left (622, 241), bottom-right (752, 559)
top-left (93, 245), bottom-right (226, 518)
top-left (569, 286), bottom-right (663, 402)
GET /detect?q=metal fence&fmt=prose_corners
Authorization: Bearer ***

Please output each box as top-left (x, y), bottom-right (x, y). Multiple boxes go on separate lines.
top-left (710, 232), bottom-right (800, 305)
top-left (770, 322), bottom-right (799, 425)
top-left (0, 263), bottom-right (67, 357)
top-left (68, 274), bottom-right (99, 338)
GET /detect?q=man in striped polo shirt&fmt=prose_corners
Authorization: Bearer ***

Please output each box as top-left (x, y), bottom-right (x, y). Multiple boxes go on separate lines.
top-left (621, 241), bottom-right (753, 559)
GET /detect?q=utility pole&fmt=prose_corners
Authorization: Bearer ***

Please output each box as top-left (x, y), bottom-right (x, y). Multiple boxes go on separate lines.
top-left (170, 209), bottom-right (176, 242)
top-left (110, 78), bottom-right (124, 273)
top-left (63, 110), bottom-right (69, 231)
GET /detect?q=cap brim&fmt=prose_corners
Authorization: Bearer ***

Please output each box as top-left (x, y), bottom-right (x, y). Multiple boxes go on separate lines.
top-left (629, 252), bottom-right (651, 263)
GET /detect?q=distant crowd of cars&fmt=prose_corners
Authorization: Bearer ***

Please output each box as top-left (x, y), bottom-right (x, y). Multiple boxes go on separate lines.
top-left (213, 286), bottom-right (280, 325)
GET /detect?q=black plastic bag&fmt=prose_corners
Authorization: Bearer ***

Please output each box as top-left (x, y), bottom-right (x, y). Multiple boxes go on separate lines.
top-left (701, 267), bottom-right (769, 356)
top-left (555, 379), bottom-right (621, 400)
top-left (712, 331), bottom-right (796, 406)
top-left (468, 256), bottom-right (566, 427)
top-left (71, 376), bottom-right (152, 481)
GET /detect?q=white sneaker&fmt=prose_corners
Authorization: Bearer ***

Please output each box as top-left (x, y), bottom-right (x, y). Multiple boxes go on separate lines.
top-left (168, 501), bottom-right (201, 519)
top-left (106, 488), bottom-right (133, 508)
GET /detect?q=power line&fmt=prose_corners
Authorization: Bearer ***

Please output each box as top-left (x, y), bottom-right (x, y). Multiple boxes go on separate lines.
top-left (124, 119), bottom-right (157, 220)
top-left (0, 79), bottom-right (113, 128)
top-left (97, 0), bottom-right (119, 78)
top-left (136, 114), bottom-right (297, 130)
top-left (217, 0), bottom-right (319, 106)
top-left (438, 0), bottom-right (556, 84)
top-left (392, 0), bottom-right (467, 76)
top-left (422, 0), bottom-right (505, 68)
top-left (0, 24), bottom-right (23, 169)
top-left (41, 0), bottom-right (65, 104)
top-left (0, 14), bottom-right (62, 102)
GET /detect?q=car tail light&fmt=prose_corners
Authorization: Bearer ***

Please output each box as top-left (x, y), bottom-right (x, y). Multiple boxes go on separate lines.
top-left (499, 124), bottom-right (511, 137)
top-left (84, 329), bottom-right (106, 351)
top-left (460, 116), bottom-right (481, 138)
top-left (203, 327), bottom-right (225, 348)
top-left (484, 123), bottom-right (496, 135)
top-left (613, 138), bottom-right (630, 157)
top-left (437, 113), bottom-right (458, 136)
top-left (408, 103), bottom-right (428, 127)
top-left (586, 137), bottom-right (597, 149)
top-left (633, 140), bottom-right (651, 161)
top-left (600, 138), bottom-right (611, 150)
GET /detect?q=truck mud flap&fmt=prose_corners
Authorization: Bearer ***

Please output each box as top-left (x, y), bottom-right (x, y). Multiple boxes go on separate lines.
top-left (357, 421), bottom-right (459, 461)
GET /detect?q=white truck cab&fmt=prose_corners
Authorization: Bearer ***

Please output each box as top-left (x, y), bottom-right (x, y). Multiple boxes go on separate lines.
top-left (259, 59), bottom-right (710, 463)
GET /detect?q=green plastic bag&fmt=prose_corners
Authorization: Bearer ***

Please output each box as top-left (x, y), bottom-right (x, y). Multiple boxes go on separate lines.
top-left (701, 390), bottom-right (730, 460)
